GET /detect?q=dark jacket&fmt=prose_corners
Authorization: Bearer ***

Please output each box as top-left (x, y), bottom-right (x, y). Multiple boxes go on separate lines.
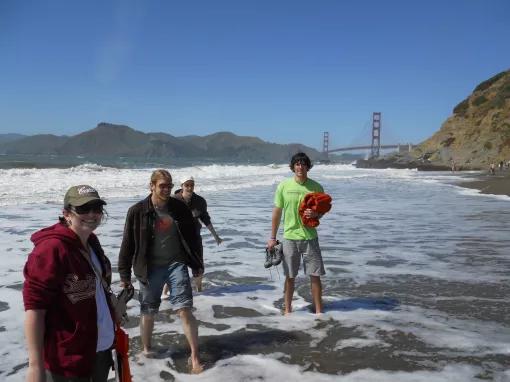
top-left (118, 195), bottom-right (203, 283)
top-left (174, 189), bottom-right (212, 228)
top-left (23, 223), bottom-right (113, 378)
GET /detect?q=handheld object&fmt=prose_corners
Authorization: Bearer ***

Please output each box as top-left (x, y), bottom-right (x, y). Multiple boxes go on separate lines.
top-left (113, 326), bottom-right (132, 382)
top-left (264, 241), bottom-right (283, 268)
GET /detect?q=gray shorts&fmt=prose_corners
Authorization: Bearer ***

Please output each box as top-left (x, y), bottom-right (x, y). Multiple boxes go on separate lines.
top-left (282, 237), bottom-right (325, 278)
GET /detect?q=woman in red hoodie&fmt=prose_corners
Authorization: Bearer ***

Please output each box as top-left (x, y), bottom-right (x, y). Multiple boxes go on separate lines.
top-left (23, 185), bottom-right (114, 382)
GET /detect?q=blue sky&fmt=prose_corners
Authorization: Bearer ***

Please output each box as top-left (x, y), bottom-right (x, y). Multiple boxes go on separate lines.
top-left (1, 0), bottom-right (509, 150)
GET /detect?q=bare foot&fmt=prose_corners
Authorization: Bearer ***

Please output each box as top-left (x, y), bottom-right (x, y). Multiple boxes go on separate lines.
top-left (142, 348), bottom-right (157, 358)
top-left (142, 345), bottom-right (169, 358)
top-left (188, 356), bottom-right (204, 374)
top-left (191, 363), bottom-right (204, 374)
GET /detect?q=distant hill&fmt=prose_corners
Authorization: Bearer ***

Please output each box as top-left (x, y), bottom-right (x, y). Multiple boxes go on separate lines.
top-left (413, 69), bottom-right (510, 169)
top-left (0, 133), bottom-right (26, 145)
top-left (181, 132), bottom-right (317, 161)
top-left (0, 123), bottom-right (321, 163)
top-left (57, 123), bottom-right (200, 157)
top-left (0, 134), bottom-right (68, 155)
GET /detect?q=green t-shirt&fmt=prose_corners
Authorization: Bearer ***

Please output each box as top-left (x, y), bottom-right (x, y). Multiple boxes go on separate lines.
top-left (274, 177), bottom-right (324, 240)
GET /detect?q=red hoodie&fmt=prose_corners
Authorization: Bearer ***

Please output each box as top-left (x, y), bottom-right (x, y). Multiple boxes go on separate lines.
top-left (23, 222), bottom-right (113, 378)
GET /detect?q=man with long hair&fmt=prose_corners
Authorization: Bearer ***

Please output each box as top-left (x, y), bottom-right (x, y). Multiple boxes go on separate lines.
top-left (118, 169), bottom-right (203, 373)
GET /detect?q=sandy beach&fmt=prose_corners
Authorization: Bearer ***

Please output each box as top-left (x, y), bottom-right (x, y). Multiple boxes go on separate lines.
top-left (460, 170), bottom-right (510, 197)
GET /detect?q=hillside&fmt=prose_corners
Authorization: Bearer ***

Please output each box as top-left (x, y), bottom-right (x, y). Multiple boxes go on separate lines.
top-left (413, 69), bottom-right (510, 169)
top-left (0, 123), bottom-right (321, 163)
top-left (0, 134), bottom-right (68, 155)
top-left (0, 134), bottom-right (26, 145)
top-left (181, 132), bottom-right (315, 161)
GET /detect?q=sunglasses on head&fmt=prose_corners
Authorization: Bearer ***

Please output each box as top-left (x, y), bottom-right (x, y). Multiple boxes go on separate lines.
top-left (71, 203), bottom-right (104, 215)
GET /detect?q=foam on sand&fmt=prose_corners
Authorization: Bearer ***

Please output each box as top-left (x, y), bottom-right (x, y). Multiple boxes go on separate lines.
top-left (1, 164), bottom-right (509, 381)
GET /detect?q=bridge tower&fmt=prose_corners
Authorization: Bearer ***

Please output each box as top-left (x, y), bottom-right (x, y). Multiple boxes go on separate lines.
top-left (370, 112), bottom-right (381, 158)
top-left (322, 131), bottom-right (329, 160)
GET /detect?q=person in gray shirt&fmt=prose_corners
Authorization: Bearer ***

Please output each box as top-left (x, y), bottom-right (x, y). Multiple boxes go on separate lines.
top-left (118, 169), bottom-right (204, 373)
top-left (171, 175), bottom-right (222, 292)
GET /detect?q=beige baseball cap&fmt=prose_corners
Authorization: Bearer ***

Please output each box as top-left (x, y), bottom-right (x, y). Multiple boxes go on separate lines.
top-left (64, 185), bottom-right (106, 207)
top-left (180, 175), bottom-right (195, 185)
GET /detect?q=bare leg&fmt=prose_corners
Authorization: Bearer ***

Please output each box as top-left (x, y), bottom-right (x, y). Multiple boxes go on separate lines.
top-left (284, 277), bottom-right (295, 315)
top-left (310, 276), bottom-right (323, 314)
top-left (140, 314), bottom-right (155, 354)
top-left (178, 308), bottom-right (203, 373)
top-left (162, 283), bottom-right (169, 296)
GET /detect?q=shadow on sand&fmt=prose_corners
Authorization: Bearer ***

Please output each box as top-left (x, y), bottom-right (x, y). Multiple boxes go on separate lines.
top-left (323, 297), bottom-right (399, 312)
top-left (139, 297), bottom-right (399, 375)
top-left (170, 328), bottom-right (303, 369)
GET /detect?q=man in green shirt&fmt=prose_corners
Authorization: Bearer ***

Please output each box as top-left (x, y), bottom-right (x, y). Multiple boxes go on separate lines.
top-left (267, 152), bottom-right (325, 315)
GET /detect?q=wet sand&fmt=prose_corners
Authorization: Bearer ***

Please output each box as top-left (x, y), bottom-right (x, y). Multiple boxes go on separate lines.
top-left (460, 170), bottom-right (510, 197)
top-left (2, 166), bottom-right (510, 381)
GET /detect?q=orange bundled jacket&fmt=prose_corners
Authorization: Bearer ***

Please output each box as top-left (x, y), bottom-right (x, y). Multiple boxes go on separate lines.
top-left (298, 192), bottom-right (332, 228)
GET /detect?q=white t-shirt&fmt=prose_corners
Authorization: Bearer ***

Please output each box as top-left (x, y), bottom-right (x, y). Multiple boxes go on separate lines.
top-left (90, 248), bottom-right (114, 352)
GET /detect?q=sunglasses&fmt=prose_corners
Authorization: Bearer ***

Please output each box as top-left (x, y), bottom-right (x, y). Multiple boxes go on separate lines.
top-left (157, 183), bottom-right (173, 189)
top-left (71, 204), bottom-right (104, 215)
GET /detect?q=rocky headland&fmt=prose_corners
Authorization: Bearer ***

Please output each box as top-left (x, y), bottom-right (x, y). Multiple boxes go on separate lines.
top-left (357, 69), bottom-right (510, 172)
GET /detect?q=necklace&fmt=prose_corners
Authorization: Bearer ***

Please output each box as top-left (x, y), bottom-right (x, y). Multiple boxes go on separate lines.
top-left (154, 203), bottom-right (165, 211)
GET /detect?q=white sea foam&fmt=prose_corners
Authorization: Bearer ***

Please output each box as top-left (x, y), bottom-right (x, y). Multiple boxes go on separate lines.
top-left (1, 165), bottom-right (509, 381)
top-left (130, 355), bottom-right (485, 382)
top-left (0, 163), bottom-right (487, 206)
top-left (0, 163), bottom-right (296, 206)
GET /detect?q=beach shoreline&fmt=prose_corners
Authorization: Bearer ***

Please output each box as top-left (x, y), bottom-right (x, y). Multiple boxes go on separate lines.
top-left (2, 164), bottom-right (510, 381)
top-left (458, 170), bottom-right (510, 197)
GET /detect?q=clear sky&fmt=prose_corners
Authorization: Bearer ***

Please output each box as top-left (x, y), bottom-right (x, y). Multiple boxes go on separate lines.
top-left (1, 0), bottom-right (509, 150)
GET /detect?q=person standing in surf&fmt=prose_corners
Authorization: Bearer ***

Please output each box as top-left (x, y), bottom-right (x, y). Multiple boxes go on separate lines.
top-left (117, 169), bottom-right (204, 373)
top-left (23, 185), bottom-right (114, 381)
top-left (170, 175), bottom-right (222, 292)
top-left (267, 152), bottom-right (326, 315)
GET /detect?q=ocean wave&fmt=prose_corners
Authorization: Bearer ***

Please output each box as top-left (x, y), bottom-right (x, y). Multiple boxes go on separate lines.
top-left (0, 163), bottom-right (476, 206)
top-left (68, 163), bottom-right (116, 172)
top-left (0, 164), bottom-right (292, 206)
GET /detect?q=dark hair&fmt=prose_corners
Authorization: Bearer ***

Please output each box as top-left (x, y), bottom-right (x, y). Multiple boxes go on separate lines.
top-left (58, 215), bottom-right (69, 225)
top-left (289, 152), bottom-right (312, 172)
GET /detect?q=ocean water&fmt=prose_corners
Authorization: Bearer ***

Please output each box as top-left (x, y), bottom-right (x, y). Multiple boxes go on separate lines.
top-left (0, 163), bottom-right (509, 382)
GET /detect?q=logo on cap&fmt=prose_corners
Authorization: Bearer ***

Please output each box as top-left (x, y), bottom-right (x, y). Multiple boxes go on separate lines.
top-left (77, 186), bottom-right (97, 196)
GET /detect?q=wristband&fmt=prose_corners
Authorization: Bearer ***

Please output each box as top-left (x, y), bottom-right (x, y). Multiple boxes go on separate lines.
top-left (270, 237), bottom-right (276, 240)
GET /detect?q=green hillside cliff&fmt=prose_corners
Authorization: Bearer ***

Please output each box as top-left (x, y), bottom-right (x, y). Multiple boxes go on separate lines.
top-left (414, 69), bottom-right (510, 169)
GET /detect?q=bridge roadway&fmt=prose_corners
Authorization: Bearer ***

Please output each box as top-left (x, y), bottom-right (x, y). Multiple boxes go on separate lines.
top-left (327, 144), bottom-right (403, 153)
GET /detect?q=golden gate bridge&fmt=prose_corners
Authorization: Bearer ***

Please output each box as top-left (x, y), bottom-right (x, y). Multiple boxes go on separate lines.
top-left (322, 112), bottom-right (415, 160)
